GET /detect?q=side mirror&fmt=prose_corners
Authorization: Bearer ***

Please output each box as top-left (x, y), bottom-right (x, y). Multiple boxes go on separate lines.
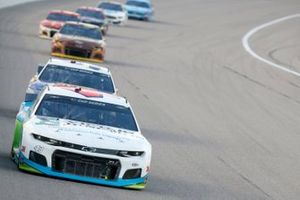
top-left (115, 88), bottom-right (119, 95)
top-left (37, 64), bottom-right (44, 74)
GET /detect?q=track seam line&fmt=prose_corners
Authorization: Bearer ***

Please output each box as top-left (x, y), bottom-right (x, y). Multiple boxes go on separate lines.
top-left (217, 156), bottom-right (274, 200)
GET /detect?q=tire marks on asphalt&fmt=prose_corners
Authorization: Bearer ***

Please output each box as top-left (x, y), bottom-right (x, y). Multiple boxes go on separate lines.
top-left (217, 156), bottom-right (274, 200)
top-left (222, 65), bottom-right (300, 105)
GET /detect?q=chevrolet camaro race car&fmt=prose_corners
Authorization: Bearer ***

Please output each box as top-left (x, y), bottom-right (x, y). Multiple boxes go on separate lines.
top-left (125, 0), bottom-right (154, 21)
top-left (51, 22), bottom-right (106, 63)
top-left (76, 7), bottom-right (109, 36)
top-left (39, 10), bottom-right (79, 39)
top-left (11, 84), bottom-right (152, 189)
top-left (97, 1), bottom-right (127, 25)
top-left (25, 58), bottom-right (117, 102)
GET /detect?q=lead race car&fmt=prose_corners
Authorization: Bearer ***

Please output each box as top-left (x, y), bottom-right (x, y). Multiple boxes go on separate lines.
top-left (11, 84), bottom-right (152, 189)
top-left (125, 0), bottom-right (154, 21)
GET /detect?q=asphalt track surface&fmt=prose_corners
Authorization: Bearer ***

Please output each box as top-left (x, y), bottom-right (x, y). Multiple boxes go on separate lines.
top-left (0, 0), bottom-right (300, 199)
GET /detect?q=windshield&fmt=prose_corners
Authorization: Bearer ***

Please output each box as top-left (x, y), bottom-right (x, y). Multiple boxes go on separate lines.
top-left (60, 24), bottom-right (102, 40)
top-left (126, 1), bottom-right (150, 8)
top-left (98, 2), bottom-right (123, 11)
top-left (39, 65), bottom-right (114, 93)
top-left (47, 13), bottom-right (79, 22)
top-left (25, 93), bottom-right (38, 102)
top-left (35, 94), bottom-right (138, 131)
top-left (76, 9), bottom-right (105, 20)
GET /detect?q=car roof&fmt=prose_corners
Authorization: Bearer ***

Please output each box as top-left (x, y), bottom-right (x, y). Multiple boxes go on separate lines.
top-left (49, 10), bottom-right (79, 16)
top-left (63, 21), bottom-right (100, 29)
top-left (45, 84), bottom-right (130, 107)
top-left (46, 58), bottom-right (111, 76)
top-left (100, 1), bottom-right (123, 6)
top-left (127, 0), bottom-right (151, 3)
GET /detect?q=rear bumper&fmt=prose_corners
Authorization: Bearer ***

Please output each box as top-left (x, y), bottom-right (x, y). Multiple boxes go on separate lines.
top-left (18, 152), bottom-right (148, 189)
top-left (51, 52), bottom-right (104, 63)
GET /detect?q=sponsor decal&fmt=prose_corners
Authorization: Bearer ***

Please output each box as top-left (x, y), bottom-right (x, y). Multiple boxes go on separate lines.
top-left (132, 163), bottom-right (139, 167)
top-left (81, 146), bottom-right (97, 153)
top-left (33, 145), bottom-right (44, 153)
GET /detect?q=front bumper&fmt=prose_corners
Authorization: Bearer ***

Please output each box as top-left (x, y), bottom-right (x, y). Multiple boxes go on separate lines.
top-left (17, 132), bottom-right (150, 189)
top-left (127, 10), bottom-right (152, 20)
top-left (128, 12), bottom-right (146, 20)
top-left (18, 152), bottom-right (147, 189)
top-left (51, 43), bottom-right (105, 63)
top-left (106, 16), bottom-right (127, 25)
top-left (39, 25), bottom-right (59, 39)
top-left (100, 25), bottom-right (109, 35)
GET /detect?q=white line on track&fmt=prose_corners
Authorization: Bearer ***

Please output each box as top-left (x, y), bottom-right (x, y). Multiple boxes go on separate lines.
top-left (242, 14), bottom-right (300, 77)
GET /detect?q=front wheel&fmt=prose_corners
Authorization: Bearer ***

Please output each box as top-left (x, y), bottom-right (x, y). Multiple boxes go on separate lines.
top-left (10, 145), bottom-right (19, 165)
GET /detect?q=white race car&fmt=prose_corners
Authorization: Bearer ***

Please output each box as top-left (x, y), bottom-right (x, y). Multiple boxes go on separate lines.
top-left (11, 84), bottom-right (152, 189)
top-left (97, 1), bottom-right (128, 25)
top-left (25, 58), bottom-right (117, 102)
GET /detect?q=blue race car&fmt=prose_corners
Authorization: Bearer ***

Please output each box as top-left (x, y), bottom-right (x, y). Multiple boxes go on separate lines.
top-left (125, 0), bottom-right (154, 21)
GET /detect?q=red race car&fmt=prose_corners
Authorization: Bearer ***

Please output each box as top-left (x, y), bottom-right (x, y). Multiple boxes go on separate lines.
top-left (39, 10), bottom-right (79, 39)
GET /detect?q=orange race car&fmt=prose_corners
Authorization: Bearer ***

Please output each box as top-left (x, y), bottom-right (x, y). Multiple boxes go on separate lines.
top-left (51, 22), bottom-right (106, 63)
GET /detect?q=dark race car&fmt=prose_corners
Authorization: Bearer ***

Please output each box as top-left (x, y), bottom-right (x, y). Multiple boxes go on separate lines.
top-left (76, 7), bottom-right (109, 36)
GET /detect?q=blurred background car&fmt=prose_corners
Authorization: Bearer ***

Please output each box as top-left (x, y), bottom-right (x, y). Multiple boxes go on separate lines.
top-left (51, 22), bottom-right (106, 63)
top-left (97, 1), bottom-right (127, 25)
top-left (76, 7), bottom-right (109, 36)
top-left (39, 10), bottom-right (79, 39)
top-left (125, 0), bottom-right (154, 21)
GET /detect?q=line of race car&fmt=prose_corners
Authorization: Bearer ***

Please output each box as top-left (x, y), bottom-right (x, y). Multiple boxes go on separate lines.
top-left (10, 0), bottom-right (154, 190)
top-left (40, 0), bottom-right (154, 63)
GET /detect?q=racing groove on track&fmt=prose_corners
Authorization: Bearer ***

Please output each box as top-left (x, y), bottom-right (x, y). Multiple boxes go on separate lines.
top-left (1, 0), bottom-right (300, 199)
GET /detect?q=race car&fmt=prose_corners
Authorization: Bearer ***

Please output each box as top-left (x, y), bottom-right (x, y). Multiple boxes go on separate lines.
top-left (25, 58), bottom-right (117, 103)
top-left (76, 7), bottom-right (109, 36)
top-left (51, 22), bottom-right (106, 63)
top-left (39, 10), bottom-right (79, 39)
top-left (97, 1), bottom-right (127, 25)
top-left (11, 84), bottom-right (152, 189)
top-left (125, 0), bottom-right (154, 21)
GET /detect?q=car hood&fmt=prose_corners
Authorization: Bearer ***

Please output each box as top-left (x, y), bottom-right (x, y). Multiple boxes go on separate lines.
top-left (56, 33), bottom-right (105, 48)
top-left (103, 10), bottom-right (125, 17)
top-left (80, 16), bottom-right (105, 25)
top-left (27, 116), bottom-right (149, 151)
top-left (125, 6), bottom-right (150, 13)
